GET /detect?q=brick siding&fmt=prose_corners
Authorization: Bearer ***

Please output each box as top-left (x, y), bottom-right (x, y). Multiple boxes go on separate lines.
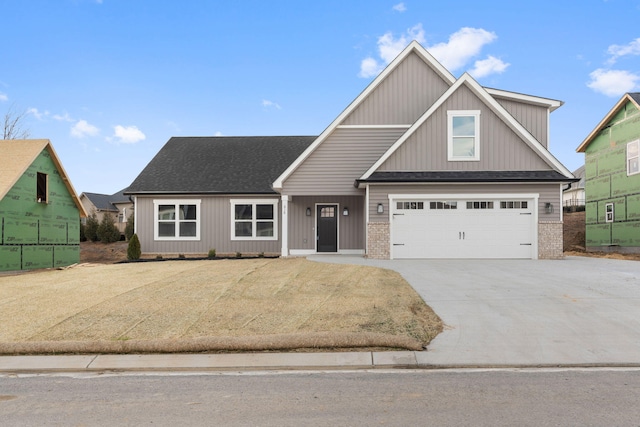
top-left (539, 221), bottom-right (564, 259)
top-left (367, 222), bottom-right (390, 259)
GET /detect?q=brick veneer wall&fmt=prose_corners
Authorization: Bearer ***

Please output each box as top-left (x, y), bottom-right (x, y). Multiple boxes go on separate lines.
top-left (367, 222), bottom-right (390, 259)
top-left (539, 221), bottom-right (564, 259)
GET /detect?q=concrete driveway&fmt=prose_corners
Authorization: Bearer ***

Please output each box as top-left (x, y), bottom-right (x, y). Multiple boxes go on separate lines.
top-left (309, 255), bottom-right (640, 366)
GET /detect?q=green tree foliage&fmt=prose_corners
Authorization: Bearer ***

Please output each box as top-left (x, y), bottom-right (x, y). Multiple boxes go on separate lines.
top-left (84, 212), bottom-right (99, 242)
top-left (96, 213), bottom-right (121, 243)
top-left (127, 234), bottom-right (141, 260)
top-left (124, 213), bottom-right (135, 241)
top-left (79, 219), bottom-right (87, 242)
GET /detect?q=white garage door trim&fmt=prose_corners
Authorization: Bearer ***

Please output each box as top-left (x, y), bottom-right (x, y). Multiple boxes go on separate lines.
top-left (389, 193), bottom-right (539, 260)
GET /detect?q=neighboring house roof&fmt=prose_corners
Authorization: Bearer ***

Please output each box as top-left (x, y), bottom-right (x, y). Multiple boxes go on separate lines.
top-left (126, 136), bottom-right (316, 195)
top-left (273, 41), bottom-right (571, 190)
top-left (577, 92), bottom-right (640, 152)
top-left (563, 165), bottom-right (585, 192)
top-left (81, 190), bottom-right (130, 212)
top-left (0, 139), bottom-right (87, 217)
top-left (358, 170), bottom-right (576, 185)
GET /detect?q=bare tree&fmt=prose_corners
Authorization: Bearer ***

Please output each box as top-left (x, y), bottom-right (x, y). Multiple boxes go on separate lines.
top-left (3, 104), bottom-right (31, 140)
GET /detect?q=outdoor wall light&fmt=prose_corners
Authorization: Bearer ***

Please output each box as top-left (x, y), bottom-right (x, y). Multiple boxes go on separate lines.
top-left (306, 207), bottom-right (311, 216)
top-left (545, 202), bottom-right (554, 214)
top-left (343, 207), bottom-right (349, 216)
top-left (377, 203), bottom-right (384, 214)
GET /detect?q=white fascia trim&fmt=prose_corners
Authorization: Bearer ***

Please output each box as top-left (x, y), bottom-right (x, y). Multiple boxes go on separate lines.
top-left (486, 88), bottom-right (563, 112)
top-left (337, 124), bottom-right (412, 129)
top-left (272, 41), bottom-right (455, 190)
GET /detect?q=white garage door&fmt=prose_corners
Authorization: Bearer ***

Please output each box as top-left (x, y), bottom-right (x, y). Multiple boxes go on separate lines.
top-left (391, 197), bottom-right (536, 259)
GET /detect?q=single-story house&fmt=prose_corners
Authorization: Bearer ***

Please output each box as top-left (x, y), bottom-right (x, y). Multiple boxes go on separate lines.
top-left (562, 165), bottom-right (585, 208)
top-left (0, 139), bottom-right (87, 271)
top-left (126, 41), bottom-right (576, 260)
top-left (576, 92), bottom-right (640, 253)
top-left (79, 189), bottom-right (133, 235)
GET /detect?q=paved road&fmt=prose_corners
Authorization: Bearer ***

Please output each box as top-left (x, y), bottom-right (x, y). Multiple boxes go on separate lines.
top-left (310, 255), bottom-right (640, 365)
top-left (2, 369), bottom-right (640, 426)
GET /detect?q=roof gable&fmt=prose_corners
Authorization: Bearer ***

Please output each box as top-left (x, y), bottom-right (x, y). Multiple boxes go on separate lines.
top-left (126, 136), bottom-right (315, 194)
top-left (577, 93), bottom-right (640, 152)
top-left (274, 41), bottom-right (571, 189)
top-left (360, 73), bottom-right (573, 180)
top-left (0, 139), bottom-right (86, 216)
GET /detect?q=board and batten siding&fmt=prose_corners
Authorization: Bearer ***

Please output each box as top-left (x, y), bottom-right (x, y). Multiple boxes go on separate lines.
top-left (135, 195), bottom-right (282, 255)
top-left (494, 97), bottom-right (549, 148)
top-left (288, 196), bottom-right (365, 251)
top-left (342, 52), bottom-right (450, 126)
top-left (378, 85), bottom-right (551, 172)
top-left (282, 128), bottom-right (406, 196)
top-left (368, 183), bottom-right (563, 223)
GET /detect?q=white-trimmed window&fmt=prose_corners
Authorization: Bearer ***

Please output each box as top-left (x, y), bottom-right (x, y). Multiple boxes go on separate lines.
top-left (448, 110), bottom-right (480, 161)
top-left (628, 140), bottom-right (639, 176)
top-left (154, 200), bottom-right (201, 240)
top-left (231, 199), bottom-right (278, 240)
top-left (605, 203), bottom-right (614, 223)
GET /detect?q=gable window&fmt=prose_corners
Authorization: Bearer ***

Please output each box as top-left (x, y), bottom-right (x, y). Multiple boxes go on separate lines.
top-left (231, 199), bottom-right (278, 240)
top-left (36, 172), bottom-right (48, 203)
top-left (628, 140), bottom-right (639, 176)
top-left (153, 200), bottom-right (200, 240)
top-left (448, 110), bottom-right (480, 161)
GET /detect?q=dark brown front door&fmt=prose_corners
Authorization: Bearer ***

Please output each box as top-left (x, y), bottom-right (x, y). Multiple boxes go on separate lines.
top-left (317, 205), bottom-right (338, 252)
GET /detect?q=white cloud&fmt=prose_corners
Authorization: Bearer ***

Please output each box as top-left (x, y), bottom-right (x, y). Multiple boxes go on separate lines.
top-left (214, 131), bottom-right (223, 136)
top-left (53, 112), bottom-right (74, 122)
top-left (0, 92), bottom-right (7, 102)
top-left (71, 120), bottom-right (100, 138)
top-left (262, 99), bottom-right (281, 110)
top-left (469, 55), bottom-right (510, 78)
top-left (392, 2), bottom-right (406, 12)
top-left (606, 38), bottom-right (640, 65)
top-left (587, 68), bottom-right (640, 97)
top-left (359, 25), bottom-right (502, 79)
top-left (359, 24), bottom-right (425, 78)
top-left (112, 125), bottom-right (145, 144)
top-left (28, 108), bottom-right (46, 120)
top-left (427, 27), bottom-right (497, 71)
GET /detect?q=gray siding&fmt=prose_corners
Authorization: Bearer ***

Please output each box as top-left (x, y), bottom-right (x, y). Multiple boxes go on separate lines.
top-left (282, 128), bottom-right (405, 195)
top-left (288, 196), bottom-right (364, 250)
top-left (343, 52), bottom-right (450, 125)
top-left (136, 195), bottom-right (282, 255)
top-left (368, 183), bottom-right (563, 222)
top-left (378, 85), bottom-right (551, 172)
top-left (495, 97), bottom-right (549, 148)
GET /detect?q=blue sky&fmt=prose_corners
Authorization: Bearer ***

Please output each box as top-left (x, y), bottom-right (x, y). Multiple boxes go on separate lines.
top-left (2, 0), bottom-right (640, 194)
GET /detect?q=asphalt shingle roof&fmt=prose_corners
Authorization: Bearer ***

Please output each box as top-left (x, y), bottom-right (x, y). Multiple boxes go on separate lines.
top-left (359, 170), bottom-right (578, 184)
top-left (126, 136), bottom-right (316, 194)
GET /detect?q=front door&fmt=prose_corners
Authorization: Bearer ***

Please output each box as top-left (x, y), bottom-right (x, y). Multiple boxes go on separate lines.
top-left (317, 204), bottom-right (338, 252)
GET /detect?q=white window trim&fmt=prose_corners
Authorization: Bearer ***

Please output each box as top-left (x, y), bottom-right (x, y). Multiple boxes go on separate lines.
top-left (605, 203), bottom-right (614, 223)
top-left (447, 110), bottom-right (480, 161)
top-left (230, 199), bottom-right (279, 241)
top-left (627, 139), bottom-right (639, 176)
top-left (153, 199), bottom-right (201, 241)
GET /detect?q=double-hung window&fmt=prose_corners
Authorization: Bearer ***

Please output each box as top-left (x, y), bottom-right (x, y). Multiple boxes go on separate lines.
top-left (231, 199), bottom-right (278, 240)
top-left (154, 200), bottom-right (200, 240)
top-left (448, 110), bottom-right (480, 161)
top-left (628, 139), bottom-right (639, 176)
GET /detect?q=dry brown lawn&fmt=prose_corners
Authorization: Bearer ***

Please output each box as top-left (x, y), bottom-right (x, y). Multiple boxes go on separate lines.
top-left (0, 258), bottom-right (442, 354)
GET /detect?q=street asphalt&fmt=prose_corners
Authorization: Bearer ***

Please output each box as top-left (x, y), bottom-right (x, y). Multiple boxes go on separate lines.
top-left (1, 255), bottom-right (638, 373)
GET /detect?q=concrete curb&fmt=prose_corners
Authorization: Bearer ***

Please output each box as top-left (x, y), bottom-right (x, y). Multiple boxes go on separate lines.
top-left (0, 351), bottom-right (419, 373)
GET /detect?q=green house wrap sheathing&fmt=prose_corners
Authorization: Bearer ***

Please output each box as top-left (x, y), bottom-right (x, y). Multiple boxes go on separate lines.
top-left (0, 144), bottom-right (81, 271)
top-left (580, 95), bottom-right (640, 252)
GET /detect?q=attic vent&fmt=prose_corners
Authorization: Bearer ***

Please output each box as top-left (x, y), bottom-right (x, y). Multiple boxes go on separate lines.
top-left (37, 172), bottom-right (48, 203)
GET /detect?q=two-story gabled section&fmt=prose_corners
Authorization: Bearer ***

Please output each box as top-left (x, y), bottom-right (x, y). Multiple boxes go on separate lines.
top-left (577, 93), bottom-right (640, 253)
top-left (0, 139), bottom-right (87, 271)
top-left (127, 41), bottom-right (575, 260)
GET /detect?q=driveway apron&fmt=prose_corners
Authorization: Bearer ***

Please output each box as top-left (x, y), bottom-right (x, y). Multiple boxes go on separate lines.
top-left (308, 255), bottom-right (640, 366)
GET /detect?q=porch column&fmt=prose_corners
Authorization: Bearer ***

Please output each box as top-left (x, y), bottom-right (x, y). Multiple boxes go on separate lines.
top-left (281, 194), bottom-right (290, 257)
